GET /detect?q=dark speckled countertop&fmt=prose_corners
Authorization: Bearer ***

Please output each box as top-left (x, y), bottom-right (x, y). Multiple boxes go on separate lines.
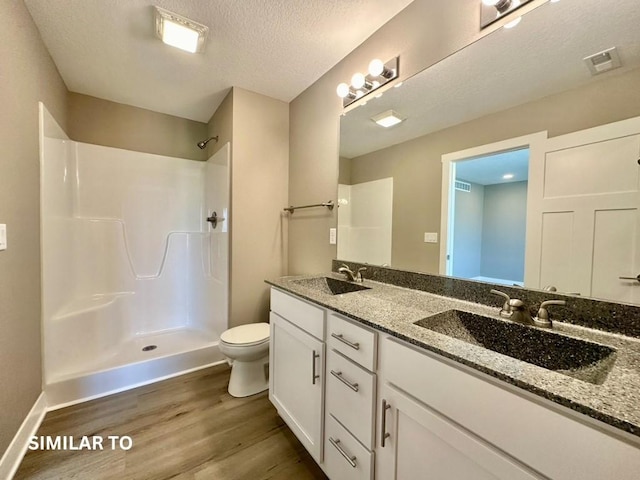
top-left (266, 273), bottom-right (640, 440)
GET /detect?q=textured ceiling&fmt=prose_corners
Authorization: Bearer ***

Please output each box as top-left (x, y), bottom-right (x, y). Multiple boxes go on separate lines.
top-left (24, 0), bottom-right (414, 122)
top-left (340, 0), bottom-right (640, 158)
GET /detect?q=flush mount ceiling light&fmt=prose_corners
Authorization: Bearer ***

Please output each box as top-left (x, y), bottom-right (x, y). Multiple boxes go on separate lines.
top-left (502, 173), bottom-right (515, 179)
top-left (337, 57), bottom-right (399, 108)
top-left (372, 110), bottom-right (405, 128)
top-left (480, 0), bottom-right (532, 29)
top-left (155, 6), bottom-right (209, 53)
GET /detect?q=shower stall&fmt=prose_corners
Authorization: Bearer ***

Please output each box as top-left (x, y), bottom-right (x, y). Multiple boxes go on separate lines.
top-left (39, 104), bottom-right (228, 407)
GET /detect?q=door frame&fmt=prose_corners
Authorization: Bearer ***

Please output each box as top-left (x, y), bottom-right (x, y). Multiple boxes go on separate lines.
top-left (439, 132), bottom-right (548, 284)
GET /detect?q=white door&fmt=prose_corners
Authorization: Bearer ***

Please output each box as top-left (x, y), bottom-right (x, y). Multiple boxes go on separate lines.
top-left (376, 383), bottom-right (539, 480)
top-left (528, 117), bottom-right (640, 303)
top-left (269, 312), bottom-right (325, 463)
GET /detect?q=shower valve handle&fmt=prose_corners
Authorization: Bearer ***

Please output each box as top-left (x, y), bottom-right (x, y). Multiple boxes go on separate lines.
top-left (207, 211), bottom-right (225, 229)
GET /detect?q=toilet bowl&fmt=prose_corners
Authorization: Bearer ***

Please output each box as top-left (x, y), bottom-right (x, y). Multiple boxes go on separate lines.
top-left (219, 323), bottom-right (270, 397)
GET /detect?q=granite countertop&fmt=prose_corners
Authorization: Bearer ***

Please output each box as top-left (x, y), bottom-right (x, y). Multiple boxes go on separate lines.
top-left (266, 273), bottom-right (640, 440)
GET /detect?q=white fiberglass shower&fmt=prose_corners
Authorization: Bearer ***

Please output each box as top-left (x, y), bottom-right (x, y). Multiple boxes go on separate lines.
top-left (39, 104), bottom-right (228, 407)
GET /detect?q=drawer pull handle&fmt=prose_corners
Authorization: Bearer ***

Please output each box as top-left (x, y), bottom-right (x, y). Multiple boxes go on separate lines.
top-left (381, 399), bottom-right (391, 448)
top-left (331, 333), bottom-right (360, 350)
top-left (329, 437), bottom-right (357, 468)
top-left (311, 350), bottom-right (320, 385)
top-left (330, 370), bottom-right (359, 392)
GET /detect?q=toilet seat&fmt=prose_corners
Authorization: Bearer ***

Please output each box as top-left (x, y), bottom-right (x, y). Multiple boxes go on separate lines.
top-left (220, 323), bottom-right (270, 347)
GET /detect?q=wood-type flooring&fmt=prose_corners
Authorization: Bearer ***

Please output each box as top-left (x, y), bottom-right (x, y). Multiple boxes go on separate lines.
top-left (15, 364), bottom-right (328, 480)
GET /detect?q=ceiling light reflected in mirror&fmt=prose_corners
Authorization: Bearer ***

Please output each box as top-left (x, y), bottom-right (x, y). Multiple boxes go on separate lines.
top-left (372, 110), bottom-right (405, 128)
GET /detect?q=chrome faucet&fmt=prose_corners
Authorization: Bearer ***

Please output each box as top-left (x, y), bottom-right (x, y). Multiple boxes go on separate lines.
top-left (507, 298), bottom-right (534, 326)
top-left (533, 300), bottom-right (567, 329)
top-left (490, 289), bottom-right (533, 326)
top-left (338, 264), bottom-right (366, 283)
top-left (491, 289), bottom-right (567, 329)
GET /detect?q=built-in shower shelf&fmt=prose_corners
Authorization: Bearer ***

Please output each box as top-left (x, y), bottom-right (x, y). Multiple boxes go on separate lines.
top-left (53, 292), bottom-right (134, 320)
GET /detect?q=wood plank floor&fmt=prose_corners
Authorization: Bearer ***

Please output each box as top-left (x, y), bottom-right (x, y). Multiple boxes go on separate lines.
top-left (15, 364), bottom-right (328, 480)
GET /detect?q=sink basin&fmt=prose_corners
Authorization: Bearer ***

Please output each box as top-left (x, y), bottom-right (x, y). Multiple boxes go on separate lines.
top-left (414, 310), bottom-right (616, 385)
top-left (292, 277), bottom-right (371, 295)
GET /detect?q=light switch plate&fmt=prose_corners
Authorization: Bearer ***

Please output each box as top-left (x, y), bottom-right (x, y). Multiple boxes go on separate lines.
top-left (0, 224), bottom-right (6, 251)
top-left (329, 228), bottom-right (337, 245)
top-left (424, 232), bottom-right (438, 243)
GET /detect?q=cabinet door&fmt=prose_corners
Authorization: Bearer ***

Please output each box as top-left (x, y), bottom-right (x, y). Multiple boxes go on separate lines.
top-left (376, 383), bottom-right (540, 480)
top-left (269, 312), bottom-right (325, 463)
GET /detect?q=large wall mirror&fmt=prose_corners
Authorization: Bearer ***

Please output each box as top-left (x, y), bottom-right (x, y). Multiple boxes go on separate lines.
top-left (338, 0), bottom-right (640, 305)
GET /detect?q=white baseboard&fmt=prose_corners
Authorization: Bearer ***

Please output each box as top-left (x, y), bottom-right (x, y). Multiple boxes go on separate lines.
top-left (0, 392), bottom-right (47, 480)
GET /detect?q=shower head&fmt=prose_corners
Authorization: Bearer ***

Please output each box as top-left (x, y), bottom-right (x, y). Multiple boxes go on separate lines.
top-left (197, 136), bottom-right (219, 149)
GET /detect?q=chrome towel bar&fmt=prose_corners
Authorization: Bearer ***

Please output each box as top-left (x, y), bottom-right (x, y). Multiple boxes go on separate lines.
top-left (284, 200), bottom-right (334, 214)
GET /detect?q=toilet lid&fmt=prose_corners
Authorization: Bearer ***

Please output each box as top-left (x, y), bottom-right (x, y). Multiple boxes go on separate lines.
top-left (221, 323), bottom-right (270, 346)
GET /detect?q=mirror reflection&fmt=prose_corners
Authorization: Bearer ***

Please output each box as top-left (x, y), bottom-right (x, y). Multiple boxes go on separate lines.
top-left (338, 0), bottom-right (640, 304)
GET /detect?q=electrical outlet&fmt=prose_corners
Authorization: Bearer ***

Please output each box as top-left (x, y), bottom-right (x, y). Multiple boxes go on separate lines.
top-left (0, 224), bottom-right (6, 251)
top-left (424, 232), bottom-right (438, 243)
top-left (329, 228), bottom-right (337, 245)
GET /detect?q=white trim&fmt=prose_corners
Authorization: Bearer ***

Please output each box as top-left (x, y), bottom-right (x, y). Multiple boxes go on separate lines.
top-left (439, 132), bottom-right (548, 282)
top-left (0, 392), bottom-right (47, 480)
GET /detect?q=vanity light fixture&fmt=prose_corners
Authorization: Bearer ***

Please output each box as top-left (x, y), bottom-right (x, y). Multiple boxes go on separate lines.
top-left (480, 0), bottom-right (531, 29)
top-left (337, 57), bottom-right (399, 108)
top-left (372, 110), bottom-right (405, 128)
top-left (155, 6), bottom-right (209, 53)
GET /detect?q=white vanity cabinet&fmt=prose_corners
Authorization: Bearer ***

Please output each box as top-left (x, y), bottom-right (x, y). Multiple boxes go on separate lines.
top-left (269, 289), bottom-right (326, 463)
top-left (377, 335), bottom-right (640, 480)
top-left (269, 286), bottom-right (640, 480)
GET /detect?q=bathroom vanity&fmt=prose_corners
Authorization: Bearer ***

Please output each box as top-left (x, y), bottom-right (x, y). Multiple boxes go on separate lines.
top-left (267, 270), bottom-right (640, 480)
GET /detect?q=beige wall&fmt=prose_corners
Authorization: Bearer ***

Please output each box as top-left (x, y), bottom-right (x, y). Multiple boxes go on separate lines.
top-left (68, 92), bottom-right (208, 161)
top-left (0, 0), bottom-right (68, 455)
top-left (288, 0), bottom-right (547, 274)
top-left (206, 89), bottom-right (233, 158)
top-left (348, 67), bottom-right (640, 273)
top-left (228, 88), bottom-right (289, 327)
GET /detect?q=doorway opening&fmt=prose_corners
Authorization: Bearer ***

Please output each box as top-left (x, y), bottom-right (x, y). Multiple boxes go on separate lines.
top-left (444, 147), bottom-right (530, 286)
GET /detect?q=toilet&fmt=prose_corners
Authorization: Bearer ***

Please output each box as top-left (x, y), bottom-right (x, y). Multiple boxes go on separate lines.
top-left (219, 322), bottom-right (270, 397)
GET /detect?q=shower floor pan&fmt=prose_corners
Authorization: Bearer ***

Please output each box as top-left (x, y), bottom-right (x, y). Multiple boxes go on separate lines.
top-left (45, 328), bottom-right (224, 409)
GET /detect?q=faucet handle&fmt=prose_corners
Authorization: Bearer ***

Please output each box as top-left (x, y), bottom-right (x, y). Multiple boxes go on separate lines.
top-left (490, 289), bottom-right (512, 317)
top-left (533, 300), bottom-right (566, 328)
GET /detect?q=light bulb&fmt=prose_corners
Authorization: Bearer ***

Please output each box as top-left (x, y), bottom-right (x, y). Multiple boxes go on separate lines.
top-left (351, 72), bottom-right (366, 89)
top-left (368, 59), bottom-right (385, 77)
top-left (336, 83), bottom-right (350, 98)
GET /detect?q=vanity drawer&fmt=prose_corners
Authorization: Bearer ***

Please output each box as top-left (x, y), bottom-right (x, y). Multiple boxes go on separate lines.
top-left (326, 349), bottom-right (376, 449)
top-left (324, 414), bottom-right (374, 480)
top-left (270, 288), bottom-right (325, 340)
top-left (328, 313), bottom-right (377, 371)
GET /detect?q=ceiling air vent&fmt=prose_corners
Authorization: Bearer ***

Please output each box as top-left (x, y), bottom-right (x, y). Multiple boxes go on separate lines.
top-left (584, 47), bottom-right (622, 76)
top-left (455, 180), bottom-right (471, 192)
